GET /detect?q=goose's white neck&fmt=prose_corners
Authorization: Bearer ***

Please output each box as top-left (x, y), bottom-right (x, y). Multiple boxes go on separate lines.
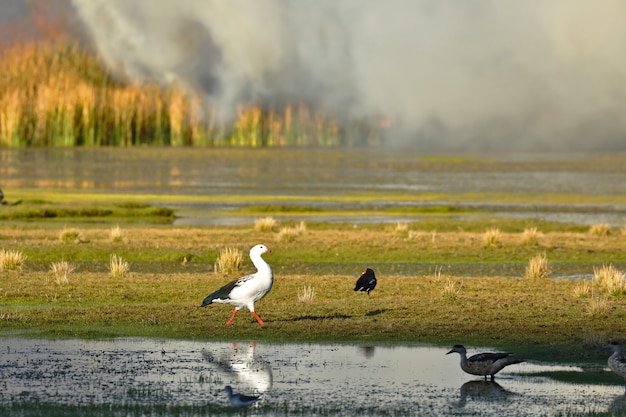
top-left (251, 253), bottom-right (272, 276)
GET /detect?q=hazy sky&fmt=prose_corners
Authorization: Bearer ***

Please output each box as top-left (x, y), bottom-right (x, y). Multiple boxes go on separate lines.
top-left (71, 0), bottom-right (626, 150)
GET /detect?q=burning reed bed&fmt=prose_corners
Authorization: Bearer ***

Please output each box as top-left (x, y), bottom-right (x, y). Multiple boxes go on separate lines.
top-left (0, 42), bottom-right (377, 147)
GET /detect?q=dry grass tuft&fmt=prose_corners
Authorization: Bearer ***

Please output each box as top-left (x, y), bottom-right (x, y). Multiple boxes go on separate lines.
top-left (585, 296), bottom-right (610, 318)
top-left (0, 311), bottom-right (24, 322)
top-left (109, 254), bottom-right (130, 278)
top-left (254, 217), bottom-right (278, 232)
top-left (277, 221), bottom-right (307, 242)
top-left (525, 253), bottom-right (550, 279)
top-left (297, 285), bottom-right (316, 303)
top-left (408, 230), bottom-right (438, 243)
top-left (483, 228), bottom-right (502, 247)
top-left (593, 264), bottom-right (626, 296)
top-left (59, 227), bottom-right (83, 243)
top-left (214, 247), bottom-right (243, 274)
top-left (589, 223), bottom-right (611, 237)
top-left (573, 280), bottom-right (592, 298)
top-left (0, 249), bottom-right (26, 272)
top-left (441, 278), bottom-right (462, 300)
top-left (109, 225), bottom-right (123, 242)
top-left (520, 227), bottom-right (543, 246)
top-left (393, 222), bottom-right (409, 235)
top-left (49, 260), bottom-right (75, 285)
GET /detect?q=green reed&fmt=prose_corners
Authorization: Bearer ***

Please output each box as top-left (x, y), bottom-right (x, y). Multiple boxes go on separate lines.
top-left (0, 42), bottom-right (376, 147)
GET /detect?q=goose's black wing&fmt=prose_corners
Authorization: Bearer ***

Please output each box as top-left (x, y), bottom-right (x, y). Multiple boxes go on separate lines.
top-left (201, 274), bottom-right (255, 306)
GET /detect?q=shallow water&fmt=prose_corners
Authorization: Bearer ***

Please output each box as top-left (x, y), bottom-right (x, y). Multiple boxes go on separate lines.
top-left (0, 338), bottom-right (622, 416)
top-left (2, 148), bottom-right (626, 226)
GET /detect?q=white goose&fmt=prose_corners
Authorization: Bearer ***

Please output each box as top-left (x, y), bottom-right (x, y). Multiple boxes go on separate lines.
top-left (201, 244), bottom-right (273, 326)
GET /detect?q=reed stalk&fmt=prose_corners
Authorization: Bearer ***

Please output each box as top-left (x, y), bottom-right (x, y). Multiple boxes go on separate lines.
top-left (0, 41), bottom-right (378, 148)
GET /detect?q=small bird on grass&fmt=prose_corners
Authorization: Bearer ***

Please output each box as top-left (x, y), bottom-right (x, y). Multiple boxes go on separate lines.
top-left (446, 344), bottom-right (524, 381)
top-left (201, 244), bottom-right (273, 326)
top-left (602, 341), bottom-right (626, 391)
top-left (224, 385), bottom-right (261, 408)
top-left (354, 268), bottom-right (377, 295)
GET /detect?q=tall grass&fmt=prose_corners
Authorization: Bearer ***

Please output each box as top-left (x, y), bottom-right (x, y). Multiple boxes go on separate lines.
top-left (441, 278), bottom-right (462, 300)
top-left (0, 249), bottom-right (26, 272)
top-left (49, 260), bottom-right (75, 285)
top-left (109, 225), bottom-right (123, 242)
top-left (214, 247), bottom-right (243, 274)
top-left (0, 42), bottom-right (377, 147)
top-left (525, 253), bottom-right (550, 280)
top-left (520, 227), bottom-right (543, 246)
top-left (297, 285), bottom-right (316, 303)
top-left (254, 217), bottom-right (278, 232)
top-left (109, 254), bottom-right (130, 278)
top-left (594, 264), bottom-right (626, 296)
top-left (589, 224), bottom-right (611, 237)
top-left (483, 228), bottom-right (502, 247)
top-left (59, 226), bottom-right (83, 243)
top-left (277, 221), bottom-right (307, 242)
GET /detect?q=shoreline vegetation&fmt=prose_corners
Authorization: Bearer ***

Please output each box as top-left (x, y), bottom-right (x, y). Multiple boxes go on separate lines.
top-left (0, 41), bottom-right (380, 147)
top-left (1, 202), bottom-right (626, 364)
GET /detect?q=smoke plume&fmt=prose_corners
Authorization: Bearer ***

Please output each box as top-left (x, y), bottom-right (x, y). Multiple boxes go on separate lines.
top-left (71, 0), bottom-right (626, 150)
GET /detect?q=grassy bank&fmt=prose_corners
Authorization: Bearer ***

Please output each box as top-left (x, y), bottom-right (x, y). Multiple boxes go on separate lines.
top-left (1, 217), bottom-right (626, 363)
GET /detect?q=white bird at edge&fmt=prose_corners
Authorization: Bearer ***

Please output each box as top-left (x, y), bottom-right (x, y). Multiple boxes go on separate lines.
top-left (224, 385), bottom-right (261, 408)
top-left (201, 244), bottom-right (273, 326)
top-left (602, 341), bottom-right (626, 391)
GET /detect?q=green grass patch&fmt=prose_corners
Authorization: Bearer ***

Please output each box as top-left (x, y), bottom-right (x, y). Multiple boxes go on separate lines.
top-left (0, 201), bottom-right (174, 223)
top-left (8, 187), bottom-right (626, 208)
top-left (1, 221), bottom-right (626, 364)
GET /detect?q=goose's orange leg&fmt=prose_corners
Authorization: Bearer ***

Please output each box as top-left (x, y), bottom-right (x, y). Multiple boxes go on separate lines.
top-left (226, 308), bottom-right (238, 325)
top-left (251, 311), bottom-right (265, 326)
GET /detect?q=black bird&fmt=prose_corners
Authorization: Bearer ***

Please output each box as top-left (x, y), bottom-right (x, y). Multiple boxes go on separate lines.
top-left (354, 268), bottom-right (377, 294)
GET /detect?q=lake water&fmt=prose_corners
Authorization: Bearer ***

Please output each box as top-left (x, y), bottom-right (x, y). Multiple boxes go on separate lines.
top-left (0, 337), bottom-right (622, 416)
top-left (2, 147), bottom-right (626, 226)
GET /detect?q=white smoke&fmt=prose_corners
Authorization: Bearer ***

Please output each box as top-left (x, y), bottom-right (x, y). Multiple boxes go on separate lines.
top-left (71, 0), bottom-right (626, 149)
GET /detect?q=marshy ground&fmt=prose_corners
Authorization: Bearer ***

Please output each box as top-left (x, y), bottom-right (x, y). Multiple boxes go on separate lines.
top-left (3, 149), bottom-right (626, 415)
top-left (1, 219), bottom-right (626, 363)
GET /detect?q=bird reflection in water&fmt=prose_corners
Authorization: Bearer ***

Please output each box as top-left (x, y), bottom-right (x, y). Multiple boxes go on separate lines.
top-left (224, 385), bottom-right (261, 408)
top-left (456, 380), bottom-right (518, 408)
top-left (359, 346), bottom-right (376, 359)
top-left (203, 342), bottom-right (273, 397)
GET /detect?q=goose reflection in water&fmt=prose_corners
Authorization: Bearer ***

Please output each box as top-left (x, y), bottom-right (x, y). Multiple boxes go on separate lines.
top-left (455, 380), bottom-right (518, 408)
top-left (202, 342), bottom-right (273, 395)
